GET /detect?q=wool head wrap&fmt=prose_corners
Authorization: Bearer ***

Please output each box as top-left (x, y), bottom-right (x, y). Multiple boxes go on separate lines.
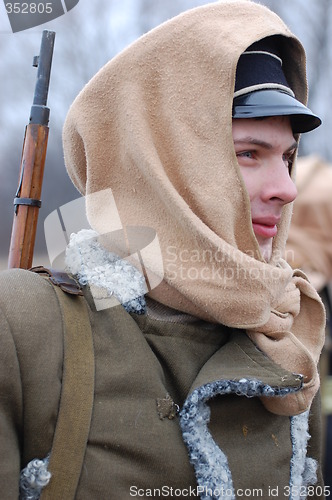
top-left (63, 0), bottom-right (325, 415)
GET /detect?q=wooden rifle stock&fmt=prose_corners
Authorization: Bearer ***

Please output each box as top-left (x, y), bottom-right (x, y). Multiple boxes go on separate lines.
top-left (8, 30), bottom-right (55, 269)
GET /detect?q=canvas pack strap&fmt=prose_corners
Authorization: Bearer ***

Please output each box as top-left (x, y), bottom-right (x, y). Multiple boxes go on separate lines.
top-left (35, 268), bottom-right (95, 499)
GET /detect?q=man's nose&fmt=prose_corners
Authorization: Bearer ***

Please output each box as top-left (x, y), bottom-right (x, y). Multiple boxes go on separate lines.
top-left (264, 158), bottom-right (298, 205)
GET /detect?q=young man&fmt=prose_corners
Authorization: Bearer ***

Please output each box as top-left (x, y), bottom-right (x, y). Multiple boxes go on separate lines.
top-left (0, 1), bottom-right (327, 498)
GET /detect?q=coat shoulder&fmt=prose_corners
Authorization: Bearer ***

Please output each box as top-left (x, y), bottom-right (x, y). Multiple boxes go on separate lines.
top-left (0, 268), bottom-right (63, 335)
top-left (0, 267), bottom-right (57, 303)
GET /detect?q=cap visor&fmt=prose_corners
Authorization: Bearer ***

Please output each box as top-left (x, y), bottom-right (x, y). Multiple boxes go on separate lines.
top-left (233, 90), bottom-right (321, 133)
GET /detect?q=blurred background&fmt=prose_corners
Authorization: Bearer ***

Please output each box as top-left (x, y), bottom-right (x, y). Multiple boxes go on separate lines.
top-left (1, 0), bottom-right (332, 486)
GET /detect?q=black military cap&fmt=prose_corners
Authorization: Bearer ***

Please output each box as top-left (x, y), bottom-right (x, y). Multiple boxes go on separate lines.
top-left (232, 41), bottom-right (321, 133)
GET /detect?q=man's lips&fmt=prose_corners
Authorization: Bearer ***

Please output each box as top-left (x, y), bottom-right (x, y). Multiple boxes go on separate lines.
top-left (252, 217), bottom-right (280, 238)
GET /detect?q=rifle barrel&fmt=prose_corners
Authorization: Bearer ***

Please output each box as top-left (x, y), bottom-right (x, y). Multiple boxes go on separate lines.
top-left (30, 30), bottom-right (55, 126)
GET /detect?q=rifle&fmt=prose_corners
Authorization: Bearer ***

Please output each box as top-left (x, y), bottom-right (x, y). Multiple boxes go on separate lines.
top-left (8, 29), bottom-right (55, 269)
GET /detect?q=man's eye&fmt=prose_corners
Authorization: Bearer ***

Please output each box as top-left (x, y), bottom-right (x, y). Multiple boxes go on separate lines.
top-left (237, 151), bottom-right (254, 159)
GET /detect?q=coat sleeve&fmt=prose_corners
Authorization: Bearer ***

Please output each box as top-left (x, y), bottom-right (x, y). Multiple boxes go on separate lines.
top-left (0, 268), bottom-right (64, 497)
top-left (0, 305), bottom-right (23, 498)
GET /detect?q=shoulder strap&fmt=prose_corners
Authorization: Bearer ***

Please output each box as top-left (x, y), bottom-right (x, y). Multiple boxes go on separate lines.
top-left (32, 267), bottom-right (95, 499)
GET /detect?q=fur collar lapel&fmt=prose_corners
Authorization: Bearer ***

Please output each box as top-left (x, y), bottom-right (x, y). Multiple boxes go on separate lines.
top-left (65, 229), bottom-right (146, 314)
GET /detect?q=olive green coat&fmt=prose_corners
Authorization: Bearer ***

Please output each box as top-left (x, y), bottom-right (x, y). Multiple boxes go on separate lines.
top-left (0, 269), bottom-right (325, 499)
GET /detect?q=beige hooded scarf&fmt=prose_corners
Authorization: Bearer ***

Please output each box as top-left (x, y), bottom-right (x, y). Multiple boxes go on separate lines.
top-left (63, 0), bottom-right (325, 416)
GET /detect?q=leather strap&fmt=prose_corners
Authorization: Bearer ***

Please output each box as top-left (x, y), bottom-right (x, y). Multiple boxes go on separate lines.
top-left (30, 266), bottom-right (83, 295)
top-left (40, 277), bottom-right (95, 499)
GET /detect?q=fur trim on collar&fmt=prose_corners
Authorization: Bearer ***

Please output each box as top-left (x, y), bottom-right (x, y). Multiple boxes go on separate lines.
top-left (180, 379), bottom-right (317, 499)
top-left (65, 229), bottom-right (146, 314)
top-left (20, 456), bottom-right (50, 499)
top-left (290, 411), bottom-right (318, 499)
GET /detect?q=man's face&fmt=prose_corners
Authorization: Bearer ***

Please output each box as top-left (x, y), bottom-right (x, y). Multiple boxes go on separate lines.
top-left (232, 116), bottom-right (298, 261)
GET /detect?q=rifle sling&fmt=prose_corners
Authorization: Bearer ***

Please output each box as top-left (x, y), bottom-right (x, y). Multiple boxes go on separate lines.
top-left (40, 273), bottom-right (95, 499)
